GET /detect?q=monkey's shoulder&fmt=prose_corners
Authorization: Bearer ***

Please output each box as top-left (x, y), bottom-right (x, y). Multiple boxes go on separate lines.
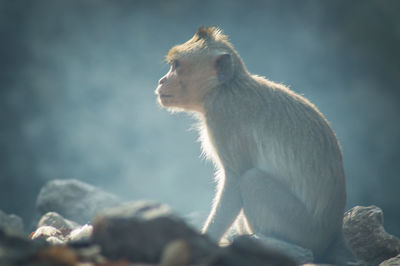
top-left (249, 75), bottom-right (326, 120)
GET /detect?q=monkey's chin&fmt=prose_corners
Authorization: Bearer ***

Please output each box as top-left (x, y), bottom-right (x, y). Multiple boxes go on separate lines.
top-left (158, 95), bottom-right (175, 108)
top-left (157, 97), bottom-right (186, 113)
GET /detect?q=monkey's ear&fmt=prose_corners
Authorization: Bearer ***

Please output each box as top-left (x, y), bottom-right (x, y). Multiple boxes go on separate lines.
top-left (215, 53), bottom-right (233, 83)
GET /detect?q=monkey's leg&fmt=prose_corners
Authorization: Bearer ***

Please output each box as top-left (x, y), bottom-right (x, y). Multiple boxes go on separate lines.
top-left (202, 172), bottom-right (242, 242)
top-left (239, 168), bottom-right (323, 252)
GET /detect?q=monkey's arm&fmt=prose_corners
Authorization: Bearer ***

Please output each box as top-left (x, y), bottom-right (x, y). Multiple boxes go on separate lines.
top-left (202, 171), bottom-right (242, 242)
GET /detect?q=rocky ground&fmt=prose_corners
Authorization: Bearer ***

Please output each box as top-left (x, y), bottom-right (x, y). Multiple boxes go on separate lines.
top-left (0, 179), bottom-right (399, 266)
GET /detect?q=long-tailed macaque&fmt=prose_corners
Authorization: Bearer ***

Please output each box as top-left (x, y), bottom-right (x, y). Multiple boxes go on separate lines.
top-left (155, 27), bottom-right (346, 259)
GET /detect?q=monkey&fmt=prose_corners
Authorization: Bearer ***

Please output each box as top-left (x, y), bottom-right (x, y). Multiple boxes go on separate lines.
top-left (155, 26), bottom-right (346, 260)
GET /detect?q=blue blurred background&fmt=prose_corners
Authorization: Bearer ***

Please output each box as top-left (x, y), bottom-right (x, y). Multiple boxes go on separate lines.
top-left (1, 0), bottom-right (399, 234)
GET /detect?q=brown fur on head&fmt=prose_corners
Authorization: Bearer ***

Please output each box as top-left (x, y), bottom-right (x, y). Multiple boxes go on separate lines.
top-left (165, 26), bottom-right (229, 62)
top-left (155, 26), bottom-right (247, 113)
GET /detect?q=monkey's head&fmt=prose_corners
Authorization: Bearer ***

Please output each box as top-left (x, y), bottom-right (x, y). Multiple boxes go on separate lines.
top-left (155, 26), bottom-right (246, 113)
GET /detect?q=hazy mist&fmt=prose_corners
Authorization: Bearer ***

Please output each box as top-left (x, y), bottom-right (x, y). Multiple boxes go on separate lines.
top-left (1, 0), bottom-right (399, 234)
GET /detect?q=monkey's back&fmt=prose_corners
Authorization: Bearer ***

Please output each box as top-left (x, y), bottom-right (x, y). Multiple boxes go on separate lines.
top-left (253, 75), bottom-right (345, 209)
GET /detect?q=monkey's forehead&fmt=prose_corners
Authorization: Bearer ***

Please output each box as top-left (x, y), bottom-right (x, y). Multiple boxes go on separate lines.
top-left (165, 45), bottom-right (231, 64)
top-left (166, 42), bottom-right (204, 63)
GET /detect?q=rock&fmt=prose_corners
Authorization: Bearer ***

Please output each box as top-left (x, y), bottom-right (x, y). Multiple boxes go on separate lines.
top-left (46, 236), bottom-right (65, 245)
top-left (252, 234), bottom-right (314, 264)
top-left (68, 224), bottom-right (93, 242)
top-left (343, 205), bottom-right (400, 265)
top-left (92, 201), bottom-right (218, 264)
top-left (37, 212), bottom-right (93, 243)
top-left (31, 225), bottom-right (65, 244)
top-left (35, 246), bottom-right (79, 265)
top-left (160, 239), bottom-right (191, 266)
top-left (92, 201), bottom-right (300, 265)
top-left (301, 263), bottom-right (334, 266)
top-left (212, 235), bottom-right (296, 266)
top-left (38, 212), bottom-right (80, 234)
top-left (0, 228), bottom-right (105, 265)
top-left (0, 210), bottom-right (24, 235)
top-left (380, 255), bottom-right (400, 266)
top-left (0, 228), bottom-right (44, 265)
top-left (67, 244), bottom-right (107, 265)
top-left (36, 179), bottom-right (121, 224)
top-left (31, 223), bottom-right (93, 245)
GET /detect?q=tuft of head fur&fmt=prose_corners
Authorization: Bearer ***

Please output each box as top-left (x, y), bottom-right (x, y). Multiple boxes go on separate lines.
top-left (165, 26), bottom-right (231, 64)
top-left (195, 26), bottom-right (228, 42)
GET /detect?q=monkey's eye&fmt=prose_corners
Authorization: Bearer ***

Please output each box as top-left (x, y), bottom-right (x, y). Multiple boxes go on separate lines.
top-left (172, 60), bottom-right (180, 70)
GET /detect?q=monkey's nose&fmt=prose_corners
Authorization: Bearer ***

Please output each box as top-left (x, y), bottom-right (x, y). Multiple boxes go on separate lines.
top-left (159, 76), bottom-right (167, 85)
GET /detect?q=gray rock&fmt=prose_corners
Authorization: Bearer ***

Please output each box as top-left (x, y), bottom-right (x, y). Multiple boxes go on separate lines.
top-left (38, 212), bottom-right (80, 233)
top-left (252, 234), bottom-right (314, 264)
top-left (31, 225), bottom-right (65, 243)
top-left (68, 224), bottom-right (93, 242)
top-left (0, 210), bottom-right (24, 235)
top-left (36, 179), bottom-right (121, 224)
top-left (45, 236), bottom-right (65, 245)
top-left (343, 205), bottom-right (400, 266)
top-left (92, 201), bottom-right (297, 266)
top-left (33, 213), bottom-right (94, 244)
top-left (0, 229), bottom-right (43, 265)
top-left (160, 239), bottom-right (192, 266)
top-left (380, 255), bottom-right (400, 266)
top-left (215, 235), bottom-right (296, 266)
top-left (92, 201), bottom-right (218, 264)
top-left (301, 263), bottom-right (334, 266)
